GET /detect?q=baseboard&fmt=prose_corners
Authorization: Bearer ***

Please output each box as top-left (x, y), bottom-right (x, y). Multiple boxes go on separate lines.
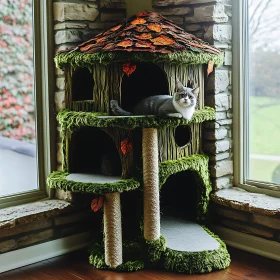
top-left (0, 231), bottom-right (92, 273)
top-left (212, 226), bottom-right (280, 262)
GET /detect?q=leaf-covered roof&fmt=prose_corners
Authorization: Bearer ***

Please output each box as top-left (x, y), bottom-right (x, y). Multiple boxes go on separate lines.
top-left (55, 10), bottom-right (223, 68)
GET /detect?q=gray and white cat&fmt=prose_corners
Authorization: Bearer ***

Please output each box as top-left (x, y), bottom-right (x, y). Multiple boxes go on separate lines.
top-left (110, 79), bottom-right (199, 120)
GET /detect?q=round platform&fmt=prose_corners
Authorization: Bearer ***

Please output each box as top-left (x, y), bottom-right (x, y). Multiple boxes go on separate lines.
top-left (161, 215), bottom-right (231, 273)
top-left (67, 173), bottom-right (121, 184)
top-left (47, 171), bottom-right (140, 194)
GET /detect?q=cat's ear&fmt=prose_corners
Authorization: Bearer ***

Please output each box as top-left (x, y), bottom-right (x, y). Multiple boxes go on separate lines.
top-left (192, 87), bottom-right (199, 97)
top-left (175, 78), bottom-right (184, 91)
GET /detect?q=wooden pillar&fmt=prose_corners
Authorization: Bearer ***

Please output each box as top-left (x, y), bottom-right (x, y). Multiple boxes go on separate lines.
top-left (142, 128), bottom-right (160, 241)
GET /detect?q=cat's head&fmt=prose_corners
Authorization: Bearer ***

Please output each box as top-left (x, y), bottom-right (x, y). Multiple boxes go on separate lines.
top-left (174, 79), bottom-right (199, 107)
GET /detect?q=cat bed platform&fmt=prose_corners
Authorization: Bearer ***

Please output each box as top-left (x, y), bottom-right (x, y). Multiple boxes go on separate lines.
top-left (47, 171), bottom-right (140, 194)
top-left (57, 107), bottom-right (215, 130)
top-left (88, 216), bottom-right (230, 274)
top-left (161, 216), bottom-right (231, 273)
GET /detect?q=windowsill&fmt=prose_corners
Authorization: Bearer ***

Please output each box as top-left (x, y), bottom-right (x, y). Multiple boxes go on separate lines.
top-left (0, 199), bottom-right (72, 230)
top-left (1, 188), bottom-right (279, 231)
top-left (211, 187), bottom-right (280, 216)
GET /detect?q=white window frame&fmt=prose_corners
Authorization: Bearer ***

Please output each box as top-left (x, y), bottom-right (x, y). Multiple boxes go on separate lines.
top-left (0, 1), bottom-right (55, 208)
top-left (232, 0), bottom-right (280, 198)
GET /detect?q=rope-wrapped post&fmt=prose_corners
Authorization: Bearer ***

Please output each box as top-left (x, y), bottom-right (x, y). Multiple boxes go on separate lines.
top-left (103, 192), bottom-right (123, 268)
top-left (142, 128), bottom-right (160, 241)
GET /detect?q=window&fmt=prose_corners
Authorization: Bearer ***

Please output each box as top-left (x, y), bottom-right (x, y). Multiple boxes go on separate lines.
top-left (233, 0), bottom-right (280, 197)
top-left (0, 1), bottom-right (55, 208)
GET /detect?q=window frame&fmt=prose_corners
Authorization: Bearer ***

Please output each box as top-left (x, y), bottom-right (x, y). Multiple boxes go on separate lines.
top-left (232, 0), bottom-right (280, 198)
top-left (0, 1), bottom-right (56, 208)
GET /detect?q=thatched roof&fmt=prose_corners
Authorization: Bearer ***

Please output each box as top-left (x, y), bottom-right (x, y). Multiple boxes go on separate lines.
top-left (55, 10), bottom-right (223, 68)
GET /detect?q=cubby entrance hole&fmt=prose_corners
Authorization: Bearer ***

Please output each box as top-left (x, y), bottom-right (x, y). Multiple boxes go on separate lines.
top-left (174, 125), bottom-right (192, 148)
top-left (72, 67), bottom-right (94, 101)
top-left (160, 171), bottom-right (200, 222)
top-left (121, 62), bottom-right (169, 112)
top-left (69, 127), bottom-right (122, 176)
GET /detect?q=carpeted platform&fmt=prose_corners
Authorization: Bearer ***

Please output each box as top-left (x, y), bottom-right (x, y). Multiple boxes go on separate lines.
top-left (161, 216), bottom-right (220, 252)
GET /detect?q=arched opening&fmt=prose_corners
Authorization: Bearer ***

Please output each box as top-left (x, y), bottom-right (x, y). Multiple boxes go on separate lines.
top-left (69, 127), bottom-right (122, 176)
top-left (72, 67), bottom-right (94, 101)
top-left (174, 125), bottom-right (192, 148)
top-left (121, 62), bottom-right (169, 112)
top-left (160, 171), bottom-right (199, 221)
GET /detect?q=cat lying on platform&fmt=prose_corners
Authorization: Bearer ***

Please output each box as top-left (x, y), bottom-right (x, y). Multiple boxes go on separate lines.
top-left (110, 79), bottom-right (199, 121)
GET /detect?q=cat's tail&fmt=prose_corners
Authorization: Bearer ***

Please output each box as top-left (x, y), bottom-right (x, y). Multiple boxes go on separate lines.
top-left (110, 100), bottom-right (132, 116)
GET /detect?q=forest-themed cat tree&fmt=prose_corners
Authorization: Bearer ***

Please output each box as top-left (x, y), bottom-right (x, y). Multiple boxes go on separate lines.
top-left (47, 11), bottom-right (231, 273)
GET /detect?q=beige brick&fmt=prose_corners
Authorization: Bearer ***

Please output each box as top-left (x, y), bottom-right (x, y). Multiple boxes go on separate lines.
top-left (56, 77), bottom-right (65, 90)
top-left (55, 91), bottom-right (65, 112)
top-left (221, 220), bottom-right (274, 239)
top-left (214, 207), bottom-right (249, 222)
top-left (0, 239), bottom-right (17, 253)
top-left (203, 140), bottom-right (230, 154)
top-left (55, 67), bottom-right (65, 76)
top-left (18, 229), bottom-right (54, 248)
top-left (0, 219), bottom-right (52, 239)
top-left (214, 176), bottom-right (231, 189)
top-left (252, 213), bottom-right (280, 230)
top-left (204, 127), bottom-right (228, 140)
top-left (54, 212), bottom-right (89, 226)
top-left (53, 3), bottom-right (99, 22)
top-left (210, 160), bottom-right (233, 177)
top-left (210, 152), bottom-right (230, 162)
top-left (54, 22), bottom-right (87, 30)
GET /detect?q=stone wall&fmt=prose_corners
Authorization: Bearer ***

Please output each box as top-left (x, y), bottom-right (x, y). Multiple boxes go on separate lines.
top-left (152, 0), bottom-right (233, 191)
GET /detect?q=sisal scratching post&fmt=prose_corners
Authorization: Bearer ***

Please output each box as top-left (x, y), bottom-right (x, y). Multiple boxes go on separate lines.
top-left (142, 128), bottom-right (160, 241)
top-left (104, 192), bottom-right (122, 268)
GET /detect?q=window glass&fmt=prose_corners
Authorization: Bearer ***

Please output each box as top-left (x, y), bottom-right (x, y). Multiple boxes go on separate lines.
top-left (0, 0), bottom-right (37, 196)
top-left (248, 0), bottom-right (280, 184)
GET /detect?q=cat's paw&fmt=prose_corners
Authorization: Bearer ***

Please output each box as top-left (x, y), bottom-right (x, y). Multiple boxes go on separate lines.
top-left (167, 113), bottom-right (182, 118)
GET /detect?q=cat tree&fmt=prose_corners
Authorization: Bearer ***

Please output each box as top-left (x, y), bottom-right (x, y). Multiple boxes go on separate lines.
top-left (47, 11), bottom-right (231, 273)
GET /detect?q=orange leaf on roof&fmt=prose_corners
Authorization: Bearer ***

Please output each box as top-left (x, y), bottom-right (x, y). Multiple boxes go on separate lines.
top-left (148, 23), bottom-right (162, 33)
top-left (79, 44), bottom-right (94, 52)
top-left (135, 33), bottom-right (152, 40)
top-left (116, 40), bottom-right (133, 48)
top-left (103, 43), bottom-right (115, 50)
top-left (135, 41), bottom-right (153, 48)
top-left (151, 35), bottom-right (174, 45)
top-left (136, 11), bottom-right (149, 17)
top-left (110, 24), bottom-right (122, 32)
top-left (131, 18), bottom-right (146, 25)
top-left (95, 36), bottom-right (107, 43)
